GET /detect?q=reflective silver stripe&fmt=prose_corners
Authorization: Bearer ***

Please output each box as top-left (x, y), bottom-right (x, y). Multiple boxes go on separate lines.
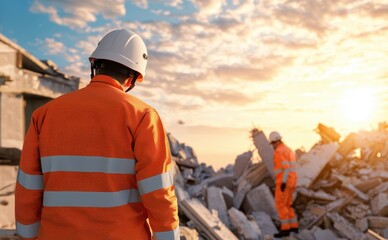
top-left (289, 217), bottom-right (298, 223)
top-left (17, 169), bottom-right (44, 190)
top-left (281, 161), bottom-right (297, 167)
top-left (43, 189), bottom-right (140, 207)
top-left (274, 168), bottom-right (296, 176)
top-left (16, 221), bottom-right (40, 238)
top-left (282, 168), bottom-right (289, 183)
top-left (138, 171), bottom-right (173, 195)
top-left (41, 156), bottom-right (135, 174)
top-left (154, 227), bottom-right (180, 240)
top-left (274, 169), bottom-right (283, 175)
top-left (280, 219), bottom-right (289, 224)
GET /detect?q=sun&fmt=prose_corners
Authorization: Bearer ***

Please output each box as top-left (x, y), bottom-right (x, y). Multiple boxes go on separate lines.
top-left (339, 88), bottom-right (376, 123)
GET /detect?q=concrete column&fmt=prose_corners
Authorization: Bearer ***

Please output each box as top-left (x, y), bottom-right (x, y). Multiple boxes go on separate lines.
top-left (0, 92), bottom-right (24, 149)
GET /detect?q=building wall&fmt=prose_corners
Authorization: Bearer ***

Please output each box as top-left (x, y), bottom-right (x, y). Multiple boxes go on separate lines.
top-left (0, 39), bottom-right (79, 151)
top-left (0, 92), bottom-right (24, 149)
top-left (0, 41), bottom-right (17, 79)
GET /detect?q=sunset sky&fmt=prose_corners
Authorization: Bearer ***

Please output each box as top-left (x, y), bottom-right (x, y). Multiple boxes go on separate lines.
top-left (1, 0), bottom-right (387, 170)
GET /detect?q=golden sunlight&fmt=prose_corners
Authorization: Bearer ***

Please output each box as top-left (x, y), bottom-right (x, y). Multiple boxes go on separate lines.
top-left (339, 88), bottom-right (376, 123)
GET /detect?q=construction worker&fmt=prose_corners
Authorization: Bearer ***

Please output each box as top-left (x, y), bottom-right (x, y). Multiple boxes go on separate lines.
top-left (269, 131), bottom-right (299, 238)
top-left (15, 29), bottom-right (179, 240)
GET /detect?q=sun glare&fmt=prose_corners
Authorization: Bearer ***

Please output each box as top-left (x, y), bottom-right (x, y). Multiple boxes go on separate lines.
top-left (339, 88), bottom-right (376, 123)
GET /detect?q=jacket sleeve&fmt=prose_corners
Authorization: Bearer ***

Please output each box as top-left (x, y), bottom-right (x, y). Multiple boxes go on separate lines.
top-left (274, 149), bottom-right (290, 184)
top-left (15, 115), bottom-right (43, 240)
top-left (133, 109), bottom-right (179, 240)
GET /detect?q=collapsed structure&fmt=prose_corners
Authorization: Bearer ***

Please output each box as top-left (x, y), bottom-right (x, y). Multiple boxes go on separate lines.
top-left (171, 123), bottom-right (388, 240)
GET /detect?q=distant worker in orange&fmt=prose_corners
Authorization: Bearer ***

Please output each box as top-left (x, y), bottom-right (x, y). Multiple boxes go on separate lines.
top-left (269, 131), bottom-right (299, 238)
top-left (15, 29), bottom-right (179, 240)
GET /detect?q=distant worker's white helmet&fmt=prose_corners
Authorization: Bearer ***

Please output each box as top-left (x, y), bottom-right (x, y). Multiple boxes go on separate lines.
top-left (269, 131), bottom-right (282, 143)
top-left (89, 29), bottom-right (148, 82)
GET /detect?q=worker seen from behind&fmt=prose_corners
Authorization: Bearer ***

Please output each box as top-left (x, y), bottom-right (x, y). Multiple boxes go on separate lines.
top-left (269, 131), bottom-right (299, 238)
top-left (15, 29), bottom-right (179, 240)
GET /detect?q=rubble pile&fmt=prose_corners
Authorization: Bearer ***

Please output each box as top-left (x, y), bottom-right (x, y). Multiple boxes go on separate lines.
top-left (173, 123), bottom-right (388, 240)
top-left (1, 123), bottom-right (388, 240)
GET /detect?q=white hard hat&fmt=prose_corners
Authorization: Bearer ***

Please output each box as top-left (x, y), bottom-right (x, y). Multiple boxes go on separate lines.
top-left (269, 131), bottom-right (282, 143)
top-left (89, 29), bottom-right (148, 82)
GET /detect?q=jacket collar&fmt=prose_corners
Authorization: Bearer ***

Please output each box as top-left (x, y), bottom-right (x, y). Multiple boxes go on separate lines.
top-left (90, 75), bottom-right (125, 91)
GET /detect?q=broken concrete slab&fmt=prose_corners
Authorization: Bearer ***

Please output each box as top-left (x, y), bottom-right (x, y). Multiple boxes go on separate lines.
top-left (251, 128), bottom-right (275, 179)
top-left (221, 186), bottom-right (234, 210)
top-left (179, 226), bottom-right (200, 240)
top-left (315, 123), bottom-right (341, 143)
top-left (181, 197), bottom-right (238, 240)
top-left (311, 226), bottom-right (338, 240)
top-left (250, 211), bottom-right (278, 237)
top-left (327, 212), bottom-right (366, 240)
top-left (207, 186), bottom-right (231, 229)
top-left (228, 207), bottom-right (261, 240)
top-left (343, 183), bottom-right (369, 202)
top-left (233, 151), bottom-right (252, 180)
top-left (297, 187), bottom-right (337, 202)
top-left (297, 143), bottom-right (339, 188)
top-left (0, 166), bottom-right (17, 229)
top-left (355, 178), bottom-right (383, 193)
top-left (367, 216), bottom-right (388, 229)
top-left (368, 182), bottom-right (388, 198)
top-left (234, 162), bottom-right (271, 209)
top-left (371, 193), bottom-right (388, 217)
top-left (356, 218), bottom-right (369, 232)
top-left (243, 183), bottom-right (278, 220)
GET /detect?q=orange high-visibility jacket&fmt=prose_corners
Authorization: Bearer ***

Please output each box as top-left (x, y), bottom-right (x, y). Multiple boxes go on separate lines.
top-left (15, 75), bottom-right (179, 240)
top-left (273, 142), bottom-right (297, 186)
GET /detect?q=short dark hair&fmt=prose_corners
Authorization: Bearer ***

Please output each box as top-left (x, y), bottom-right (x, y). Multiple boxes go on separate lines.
top-left (95, 59), bottom-right (134, 83)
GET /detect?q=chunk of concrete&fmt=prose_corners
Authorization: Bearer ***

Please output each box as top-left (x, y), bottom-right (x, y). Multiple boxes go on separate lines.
top-left (367, 216), bottom-right (388, 229)
top-left (228, 207), bottom-right (261, 240)
top-left (179, 226), bottom-right (199, 240)
top-left (243, 183), bottom-right (278, 220)
top-left (0, 166), bottom-right (17, 229)
top-left (207, 186), bottom-right (231, 229)
top-left (234, 151), bottom-right (252, 179)
top-left (356, 218), bottom-right (369, 232)
top-left (371, 193), bottom-right (388, 217)
top-left (297, 143), bottom-right (339, 188)
top-left (251, 128), bottom-right (275, 179)
top-left (221, 186), bottom-right (234, 210)
top-left (181, 196), bottom-right (238, 240)
top-left (327, 213), bottom-right (366, 240)
top-left (312, 227), bottom-right (338, 240)
top-left (251, 211), bottom-right (278, 237)
top-left (355, 178), bottom-right (383, 193)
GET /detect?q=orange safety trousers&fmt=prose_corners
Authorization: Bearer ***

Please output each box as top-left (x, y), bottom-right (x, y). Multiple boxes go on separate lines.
top-left (273, 143), bottom-right (299, 231)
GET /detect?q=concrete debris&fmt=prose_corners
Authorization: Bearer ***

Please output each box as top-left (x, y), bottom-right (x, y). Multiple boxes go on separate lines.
top-left (207, 186), bottom-right (231, 229)
top-left (228, 207), bottom-right (261, 240)
top-left (170, 123), bottom-right (388, 240)
top-left (2, 122), bottom-right (388, 240)
top-left (243, 184), bottom-right (278, 220)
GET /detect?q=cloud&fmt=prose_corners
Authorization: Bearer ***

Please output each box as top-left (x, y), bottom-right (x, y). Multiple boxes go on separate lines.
top-left (191, 0), bottom-right (227, 18)
top-left (132, 0), bottom-right (148, 9)
top-left (44, 38), bottom-right (66, 54)
top-left (30, 0), bottom-right (126, 29)
top-left (34, 0), bottom-right (388, 137)
top-left (361, 2), bottom-right (388, 18)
